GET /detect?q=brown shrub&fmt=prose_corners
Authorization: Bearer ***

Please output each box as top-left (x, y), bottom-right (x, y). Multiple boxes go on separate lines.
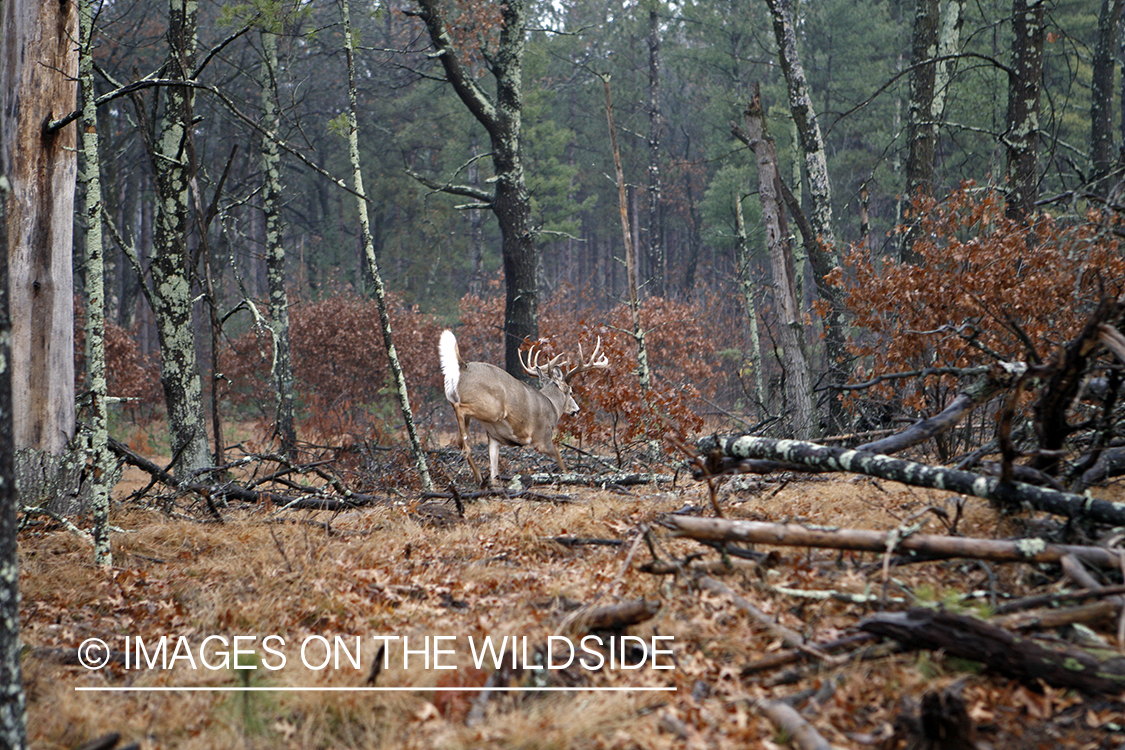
top-left (224, 291), bottom-right (443, 443)
top-left (827, 186), bottom-right (1125, 413)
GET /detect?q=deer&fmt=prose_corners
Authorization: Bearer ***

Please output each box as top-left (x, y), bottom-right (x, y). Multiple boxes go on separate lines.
top-left (439, 329), bottom-right (609, 487)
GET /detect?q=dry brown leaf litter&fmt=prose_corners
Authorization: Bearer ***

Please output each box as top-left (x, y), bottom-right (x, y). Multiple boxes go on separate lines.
top-left (17, 466), bottom-right (1125, 749)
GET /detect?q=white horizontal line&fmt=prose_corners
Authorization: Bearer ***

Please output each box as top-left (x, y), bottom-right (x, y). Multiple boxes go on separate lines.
top-left (75, 686), bottom-right (677, 693)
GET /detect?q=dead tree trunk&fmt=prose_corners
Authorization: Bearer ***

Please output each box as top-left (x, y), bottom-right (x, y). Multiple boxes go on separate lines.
top-left (0, 97), bottom-right (27, 750)
top-left (2, 0), bottom-right (78, 459)
top-left (734, 85), bottom-right (815, 438)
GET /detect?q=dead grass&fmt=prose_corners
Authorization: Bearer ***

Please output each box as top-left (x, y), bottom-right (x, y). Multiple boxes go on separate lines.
top-left (18, 452), bottom-right (1125, 749)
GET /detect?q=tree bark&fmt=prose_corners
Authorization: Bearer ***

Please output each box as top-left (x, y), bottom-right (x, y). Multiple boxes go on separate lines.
top-left (901, 0), bottom-right (941, 264)
top-left (736, 86), bottom-right (815, 438)
top-left (1091, 0), bottom-right (1124, 193)
top-left (1005, 0), bottom-right (1046, 220)
top-left (0, 110), bottom-right (27, 750)
top-left (2, 0), bottom-right (78, 457)
top-left (80, 0), bottom-right (112, 566)
top-left (414, 0), bottom-right (538, 377)
top-left (764, 0), bottom-right (834, 250)
top-left (144, 0), bottom-right (211, 478)
top-left (904, 0), bottom-right (940, 207)
top-left (260, 27), bottom-right (297, 458)
top-left (695, 434), bottom-right (1125, 526)
top-left (342, 0), bottom-right (432, 491)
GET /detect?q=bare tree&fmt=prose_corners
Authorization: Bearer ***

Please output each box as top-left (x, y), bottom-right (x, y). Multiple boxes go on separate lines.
top-left (260, 21), bottom-right (297, 457)
top-left (601, 74), bottom-right (651, 391)
top-left (342, 0), bottom-right (432, 491)
top-left (134, 0), bottom-right (211, 477)
top-left (763, 0), bottom-right (844, 433)
top-left (646, 0), bottom-right (665, 296)
top-left (411, 0), bottom-right (539, 376)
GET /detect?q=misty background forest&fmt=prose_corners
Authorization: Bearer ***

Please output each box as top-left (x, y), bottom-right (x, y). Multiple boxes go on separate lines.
top-left (58, 0), bottom-right (1125, 466)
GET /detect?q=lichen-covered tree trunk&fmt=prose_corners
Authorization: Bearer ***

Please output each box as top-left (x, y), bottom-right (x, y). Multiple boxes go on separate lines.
top-left (0, 144), bottom-right (27, 750)
top-left (741, 88), bottom-right (815, 439)
top-left (415, 0), bottom-right (538, 377)
top-left (1, 0), bottom-right (78, 457)
top-left (697, 434), bottom-right (1125, 526)
top-left (341, 0), bottom-right (431, 491)
top-left (146, 0), bottom-right (211, 478)
top-left (80, 0), bottom-right (112, 565)
top-left (1091, 0), bottom-right (1124, 192)
top-left (260, 28), bottom-right (297, 458)
top-left (764, 0), bottom-right (835, 252)
top-left (646, 1), bottom-right (664, 297)
top-left (1005, 0), bottom-right (1046, 220)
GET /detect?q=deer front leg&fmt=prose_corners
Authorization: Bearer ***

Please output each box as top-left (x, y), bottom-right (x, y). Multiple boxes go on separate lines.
top-left (545, 442), bottom-right (568, 474)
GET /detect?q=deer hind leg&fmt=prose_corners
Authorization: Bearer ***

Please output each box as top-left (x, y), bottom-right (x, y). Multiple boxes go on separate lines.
top-left (488, 437), bottom-right (502, 486)
top-left (452, 404), bottom-right (484, 486)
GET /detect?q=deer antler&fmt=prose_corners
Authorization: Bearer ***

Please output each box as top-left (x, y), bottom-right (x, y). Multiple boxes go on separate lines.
top-left (564, 336), bottom-right (609, 383)
top-left (519, 343), bottom-right (568, 377)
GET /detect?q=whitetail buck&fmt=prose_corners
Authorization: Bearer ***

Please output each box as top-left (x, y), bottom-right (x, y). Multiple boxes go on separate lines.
top-left (439, 329), bottom-right (608, 486)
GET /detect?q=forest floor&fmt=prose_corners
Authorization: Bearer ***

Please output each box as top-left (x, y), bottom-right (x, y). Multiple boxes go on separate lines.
top-left (16, 425), bottom-right (1125, 750)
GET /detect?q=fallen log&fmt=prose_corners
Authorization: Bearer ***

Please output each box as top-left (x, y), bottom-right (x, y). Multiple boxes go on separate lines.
top-left (694, 435), bottom-right (1125, 526)
top-left (858, 608), bottom-right (1125, 696)
top-left (662, 515), bottom-right (1123, 569)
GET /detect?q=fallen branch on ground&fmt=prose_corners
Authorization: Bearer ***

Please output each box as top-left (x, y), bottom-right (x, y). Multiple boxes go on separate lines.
top-left (109, 437), bottom-right (386, 512)
top-left (662, 515), bottom-right (1123, 568)
top-left (858, 608), bottom-right (1125, 695)
top-left (752, 698), bottom-right (842, 750)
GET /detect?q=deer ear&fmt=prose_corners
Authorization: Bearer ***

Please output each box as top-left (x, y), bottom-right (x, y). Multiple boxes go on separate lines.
top-left (551, 366), bottom-right (566, 382)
